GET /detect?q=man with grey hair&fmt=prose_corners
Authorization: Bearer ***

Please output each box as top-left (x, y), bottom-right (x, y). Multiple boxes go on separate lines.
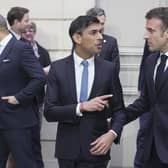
top-left (0, 15), bottom-right (8, 31)
top-left (86, 7), bottom-right (120, 74)
top-left (0, 14), bottom-right (45, 168)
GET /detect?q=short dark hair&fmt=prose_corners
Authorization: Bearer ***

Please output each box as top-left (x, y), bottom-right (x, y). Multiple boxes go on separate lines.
top-left (69, 15), bottom-right (100, 45)
top-left (7, 7), bottom-right (29, 26)
top-left (86, 8), bottom-right (106, 17)
top-left (146, 7), bottom-right (168, 31)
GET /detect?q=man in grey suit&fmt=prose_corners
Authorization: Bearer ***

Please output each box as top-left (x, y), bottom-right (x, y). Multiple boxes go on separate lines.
top-left (44, 15), bottom-right (125, 168)
top-left (86, 7), bottom-right (120, 74)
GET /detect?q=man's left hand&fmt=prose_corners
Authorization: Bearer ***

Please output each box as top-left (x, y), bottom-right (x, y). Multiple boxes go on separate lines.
top-left (90, 131), bottom-right (116, 155)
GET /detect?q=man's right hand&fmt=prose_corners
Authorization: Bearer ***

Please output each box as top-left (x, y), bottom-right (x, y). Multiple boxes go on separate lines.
top-left (80, 94), bottom-right (112, 112)
top-left (1, 96), bottom-right (19, 105)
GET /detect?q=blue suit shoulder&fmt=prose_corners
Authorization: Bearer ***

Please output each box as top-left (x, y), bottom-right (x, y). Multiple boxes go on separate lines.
top-left (13, 38), bottom-right (32, 50)
top-left (103, 34), bottom-right (117, 43)
top-left (145, 52), bottom-right (159, 63)
top-left (51, 55), bottom-right (70, 65)
top-left (103, 34), bottom-right (117, 41)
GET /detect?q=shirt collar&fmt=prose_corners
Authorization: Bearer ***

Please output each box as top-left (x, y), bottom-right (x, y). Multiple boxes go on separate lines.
top-left (73, 51), bottom-right (95, 67)
top-left (163, 51), bottom-right (168, 57)
top-left (10, 29), bottom-right (21, 40)
top-left (0, 33), bottom-right (13, 47)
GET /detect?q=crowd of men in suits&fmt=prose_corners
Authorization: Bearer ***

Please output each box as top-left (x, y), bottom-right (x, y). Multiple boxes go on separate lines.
top-left (0, 5), bottom-right (168, 168)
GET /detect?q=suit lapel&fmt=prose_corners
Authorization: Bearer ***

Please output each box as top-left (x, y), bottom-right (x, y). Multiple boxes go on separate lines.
top-left (157, 58), bottom-right (168, 93)
top-left (0, 37), bottom-right (15, 63)
top-left (99, 34), bottom-right (107, 58)
top-left (88, 56), bottom-right (102, 99)
top-left (66, 55), bottom-right (78, 102)
top-left (147, 53), bottom-right (159, 96)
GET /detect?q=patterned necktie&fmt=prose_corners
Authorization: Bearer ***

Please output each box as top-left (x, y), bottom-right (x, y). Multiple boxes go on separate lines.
top-left (155, 54), bottom-right (167, 91)
top-left (80, 60), bottom-right (89, 102)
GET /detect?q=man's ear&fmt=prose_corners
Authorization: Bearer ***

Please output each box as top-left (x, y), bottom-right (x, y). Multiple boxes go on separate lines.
top-left (72, 33), bottom-right (82, 45)
top-left (165, 29), bottom-right (168, 38)
top-left (14, 19), bottom-right (19, 26)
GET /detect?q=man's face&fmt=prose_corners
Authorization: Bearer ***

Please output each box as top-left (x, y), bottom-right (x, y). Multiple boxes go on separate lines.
top-left (144, 18), bottom-right (168, 53)
top-left (74, 23), bottom-right (103, 57)
top-left (97, 15), bottom-right (106, 32)
top-left (16, 13), bottom-right (30, 33)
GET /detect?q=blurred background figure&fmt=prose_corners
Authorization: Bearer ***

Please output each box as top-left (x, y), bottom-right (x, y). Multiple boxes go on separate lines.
top-left (22, 21), bottom-right (51, 168)
top-left (22, 21), bottom-right (51, 75)
top-left (86, 7), bottom-right (120, 74)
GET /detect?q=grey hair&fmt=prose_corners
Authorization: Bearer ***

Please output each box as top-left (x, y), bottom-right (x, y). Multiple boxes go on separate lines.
top-left (86, 7), bottom-right (106, 17)
top-left (0, 14), bottom-right (8, 30)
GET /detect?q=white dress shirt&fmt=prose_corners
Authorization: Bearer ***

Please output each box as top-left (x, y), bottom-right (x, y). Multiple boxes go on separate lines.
top-left (0, 33), bottom-right (12, 55)
top-left (73, 52), bottom-right (94, 116)
top-left (73, 52), bottom-right (117, 137)
top-left (10, 29), bottom-right (21, 40)
top-left (153, 51), bottom-right (168, 81)
top-left (73, 52), bottom-right (95, 102)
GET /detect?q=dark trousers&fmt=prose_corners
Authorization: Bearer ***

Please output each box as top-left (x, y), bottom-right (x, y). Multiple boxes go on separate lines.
top-left (32, 124), bottom-right (44, 168)
top-left (32, 102), bottom-right (44, 168)
top-left (144, 142), bottom-right (168, 168)
top-left (58, 159), bottom-right (108, 168)
top-left (134, 113), bottom-right (150, 168)
top-left (0, 128), bottom-right (36, 168)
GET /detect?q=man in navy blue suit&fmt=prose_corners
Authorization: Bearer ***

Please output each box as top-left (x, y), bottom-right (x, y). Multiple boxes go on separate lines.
top-left (44, 15), bottom-right (125, 168)
top-left (134, 41), bottom-right (153, 168)
top-left (7, 7), bottom-right (30, 40)
top-left (0, 14), bottom-right (45, 168)
top-left (7, 7), bottom-right (45, 168)
top-left (124, 7), bottom-right (168, 168)
top-left (86, 8), bottom-right (120, 74)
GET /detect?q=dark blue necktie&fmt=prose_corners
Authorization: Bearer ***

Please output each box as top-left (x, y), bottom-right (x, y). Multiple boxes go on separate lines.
top-left (155, 54), bottom-right (167, 91)
top-left (80, 60), bottom-right (89, 102)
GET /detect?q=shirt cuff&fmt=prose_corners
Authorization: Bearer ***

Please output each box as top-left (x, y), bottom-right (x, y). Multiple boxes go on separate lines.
top-left (76, 103), bottom-right (83, 117)
top-left (108, 129), bottom-right (117, 138)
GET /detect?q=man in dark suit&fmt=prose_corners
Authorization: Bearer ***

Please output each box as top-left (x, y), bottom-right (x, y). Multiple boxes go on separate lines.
top-left (0, 14), bottom-right (45, 168)
top-left (86, 8), bottom-right (120, 74)
top-left (7, 7), bottom-right (45, 168)
top-left (124, 7), bottom-right (168, 168)
top-left (134, 42), bottom-right (153, 168)
top-left (44, 15), bottom-right (125, 168)
top-left (7, 7), bottom-right (30, 40)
